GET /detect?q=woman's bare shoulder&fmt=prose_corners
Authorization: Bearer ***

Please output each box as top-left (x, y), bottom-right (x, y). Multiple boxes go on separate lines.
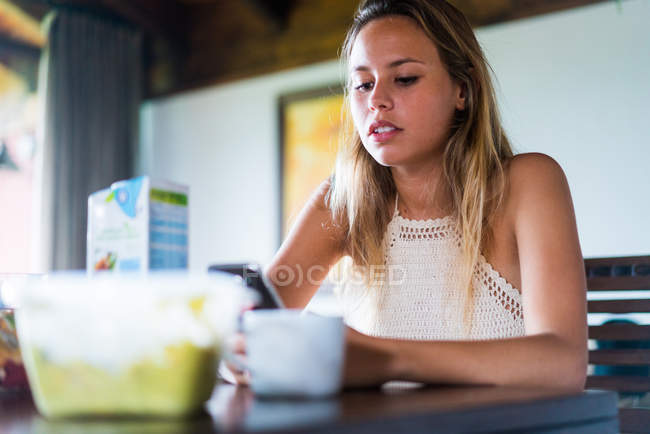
top-left (281, 177), bottom-right (346, 255)
top-left (303, 178), bottom-right (341, 232)
top-left (310, 178), bottom-right (334, 211)
top-left (505, 153), bottom-right (570, 205)
top-left (497, 152), bottom-right (574, 238)
top-left (507, 152), bottom-right (565, 181)
top-left (267, 178), bottom-right (346, 307)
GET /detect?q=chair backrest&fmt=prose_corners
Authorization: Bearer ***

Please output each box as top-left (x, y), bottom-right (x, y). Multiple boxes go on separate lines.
top-left (585, 255), bottom-right (650, 393)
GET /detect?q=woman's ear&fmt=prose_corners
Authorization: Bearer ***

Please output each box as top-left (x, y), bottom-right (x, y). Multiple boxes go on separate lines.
top-left (455, 68), bottom-right (478, 111)
top-left (455, 82), bottom-right (467, 111)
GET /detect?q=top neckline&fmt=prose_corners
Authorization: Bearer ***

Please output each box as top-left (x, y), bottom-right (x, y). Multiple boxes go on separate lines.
top-left (393, 192), bottom-right (453, 225)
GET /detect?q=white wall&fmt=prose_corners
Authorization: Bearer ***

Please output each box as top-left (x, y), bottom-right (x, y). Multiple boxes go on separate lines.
top-left (478, 0), bottom-right (650, 258)
top-left (141, 0), bottom-right (650, 272)
top-left (140, 61), bottom-right (343, 270)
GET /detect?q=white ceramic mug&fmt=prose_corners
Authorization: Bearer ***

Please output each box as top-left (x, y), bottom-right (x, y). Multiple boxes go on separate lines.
top-left (237, 309), bottom-right (345, 398)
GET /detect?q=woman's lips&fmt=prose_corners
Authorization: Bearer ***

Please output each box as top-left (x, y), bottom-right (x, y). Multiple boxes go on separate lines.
top-left (370, 126), bottom-right (401, 142)
top-left (368, 121), bottom-right (402, 143)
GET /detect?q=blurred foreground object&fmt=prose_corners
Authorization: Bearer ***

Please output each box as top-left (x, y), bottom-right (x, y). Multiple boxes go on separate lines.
top-left (15, 272), bottom-right (248, 418)
top-left (0, 308), bottom-right (28, 390)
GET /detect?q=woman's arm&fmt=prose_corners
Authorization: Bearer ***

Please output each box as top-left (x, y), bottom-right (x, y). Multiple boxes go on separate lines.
top-left (265, 179), bottom-right (346, 308)
top-left (344, 153), bottom-right (587, 391)
top-left (224, 180), bottom-right (345, 385)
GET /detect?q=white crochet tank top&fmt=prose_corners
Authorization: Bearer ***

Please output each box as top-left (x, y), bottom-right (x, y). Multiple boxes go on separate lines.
top-left (338, 195), bottom-right (525, 341)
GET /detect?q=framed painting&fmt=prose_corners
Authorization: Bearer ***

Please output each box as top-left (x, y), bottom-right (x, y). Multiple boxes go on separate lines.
top-left (278, 84), bottom-right (344, 244)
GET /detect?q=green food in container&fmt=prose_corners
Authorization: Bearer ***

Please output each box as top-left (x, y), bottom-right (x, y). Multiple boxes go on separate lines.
top-left (26, 342), bottom-right (217, 416)
top-left (16, 273), bottom-right (246, 418)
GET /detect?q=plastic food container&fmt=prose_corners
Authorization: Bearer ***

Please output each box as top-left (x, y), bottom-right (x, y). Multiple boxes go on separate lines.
top-left (15, 272), bottom-right (247, 418)
top-left (1, 275), bottom-right (32, 391)
top-left (1, 308), bottom-right (29, 390)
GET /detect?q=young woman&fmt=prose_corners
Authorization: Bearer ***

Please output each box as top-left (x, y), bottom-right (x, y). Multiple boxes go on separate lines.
top-left (230, 0), bottom-right (587, 390)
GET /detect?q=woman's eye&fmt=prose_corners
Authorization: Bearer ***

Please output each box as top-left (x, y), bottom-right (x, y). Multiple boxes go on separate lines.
top-left (354, 82), bottom-right (373, 92)
top-left (396, 76), bottom-right (419, 86)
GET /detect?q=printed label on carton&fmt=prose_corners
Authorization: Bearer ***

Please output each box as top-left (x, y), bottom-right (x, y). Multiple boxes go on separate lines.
top-left (87, 176), bottom-right (189, 273)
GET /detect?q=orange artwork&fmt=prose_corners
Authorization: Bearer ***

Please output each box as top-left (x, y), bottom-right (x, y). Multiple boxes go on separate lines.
top-left (281, 88), bottom-right (344, 240)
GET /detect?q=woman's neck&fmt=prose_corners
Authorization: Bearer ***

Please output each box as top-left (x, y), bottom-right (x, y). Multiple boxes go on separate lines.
top-left (391, 161), bottom-right (452, 220)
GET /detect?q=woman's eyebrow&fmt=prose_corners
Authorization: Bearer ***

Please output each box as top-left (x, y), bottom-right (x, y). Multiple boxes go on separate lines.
top-left (353, 57), bottom-right (425, 72)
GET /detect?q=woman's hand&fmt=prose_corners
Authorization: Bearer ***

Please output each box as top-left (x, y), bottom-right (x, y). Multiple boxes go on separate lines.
top-left (222, 332), bottom-right (250, 386)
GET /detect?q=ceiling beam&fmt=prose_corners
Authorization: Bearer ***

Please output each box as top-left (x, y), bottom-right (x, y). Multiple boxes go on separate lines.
top-left (168, 0), bottom-right (357, 97)
top-left (0, 0), bottom-right (46, 47)
top-left (243, 0), bottom-right (295, 29)
top-left (161, 0), bottom-right (612, 98)
top-left (451, 0), bottom-right (611, 27)
top-left (15, 0), bottom-right (190, 98)
top-left (44, 0), bottom-right (188, 43)
top-left (6, 0), bottom-right (616, 98)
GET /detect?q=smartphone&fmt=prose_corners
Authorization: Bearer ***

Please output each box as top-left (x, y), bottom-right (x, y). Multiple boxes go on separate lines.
top-left (208, 263), bottom-right (284, 309)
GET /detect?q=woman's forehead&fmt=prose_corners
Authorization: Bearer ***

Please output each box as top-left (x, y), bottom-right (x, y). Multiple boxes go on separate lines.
top-left (349, 16), bottom-right (441, 71)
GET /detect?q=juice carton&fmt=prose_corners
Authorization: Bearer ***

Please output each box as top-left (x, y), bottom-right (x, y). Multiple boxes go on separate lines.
top-left (87, 176), bottom-right (189, 273)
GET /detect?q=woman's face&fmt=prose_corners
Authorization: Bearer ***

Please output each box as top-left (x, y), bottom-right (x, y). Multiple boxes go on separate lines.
top-left (349, 16), bottom-right (465, 169)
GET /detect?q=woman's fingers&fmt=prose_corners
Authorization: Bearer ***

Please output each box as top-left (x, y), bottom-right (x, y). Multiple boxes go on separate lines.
top-left (229, 332), bottom-right (247, 355)
top-left (224, 359), bottom-right (250, 385)
top-left (223, 332), bottom-right (250, 386)
top-left (219, 359), bottom-right (250, 386)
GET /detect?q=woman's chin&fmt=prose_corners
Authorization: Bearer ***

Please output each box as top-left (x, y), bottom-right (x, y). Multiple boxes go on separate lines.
top-left (370, 152), bottom-right (410, 168)
top-left (365, 143), bottom-right (426, 168)
top-left (372, 158), bottom-right (394, 167)
top-left (364, 147), bottom-right (396, 166)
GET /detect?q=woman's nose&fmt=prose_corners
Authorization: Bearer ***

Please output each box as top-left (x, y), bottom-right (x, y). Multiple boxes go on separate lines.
top-left (368, 83), bottom-right (393, 112)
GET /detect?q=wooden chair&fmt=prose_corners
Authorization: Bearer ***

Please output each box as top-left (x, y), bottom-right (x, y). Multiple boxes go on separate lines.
top-left (586, 255), bottom-right (650, 433)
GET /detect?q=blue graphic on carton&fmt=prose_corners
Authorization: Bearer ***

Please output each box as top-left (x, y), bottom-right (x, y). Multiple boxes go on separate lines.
top-left (150, 231), bottom-right (188, 246)
top-left (118, 258), bottom-right (141, 271)
top-left (151, 219), bottom-right (188, 230)
top-left (106, 177), bottom-right (144, 218)
top-left (150, 248), bottom-right (187, 269)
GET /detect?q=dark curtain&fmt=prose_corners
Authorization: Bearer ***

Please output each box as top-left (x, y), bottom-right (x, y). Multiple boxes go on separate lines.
top-left (42, 8), bottom-right (142, 270)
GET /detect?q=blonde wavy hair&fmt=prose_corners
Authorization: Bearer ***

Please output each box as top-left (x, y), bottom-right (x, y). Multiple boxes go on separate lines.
top-left (328, 0), bottom-right (514, 310)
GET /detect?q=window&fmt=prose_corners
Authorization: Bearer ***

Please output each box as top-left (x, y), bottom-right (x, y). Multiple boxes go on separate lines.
top-left (0, 1), bottom-right (45, 273)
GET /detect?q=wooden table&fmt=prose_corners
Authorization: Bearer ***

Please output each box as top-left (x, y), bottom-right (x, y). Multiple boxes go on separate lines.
top-left (1, 384), bottom-right (618, 433)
